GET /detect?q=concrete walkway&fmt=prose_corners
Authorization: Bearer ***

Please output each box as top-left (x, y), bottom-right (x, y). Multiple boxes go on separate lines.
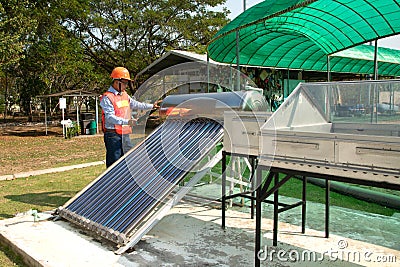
top-left (0, 160), bottom-right (105, 181)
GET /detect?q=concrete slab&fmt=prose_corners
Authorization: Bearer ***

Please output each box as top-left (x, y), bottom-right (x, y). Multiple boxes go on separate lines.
top-left (192, 183), bottom-right (400, 251)
top-left (1, 200), bottom-right (399, 266)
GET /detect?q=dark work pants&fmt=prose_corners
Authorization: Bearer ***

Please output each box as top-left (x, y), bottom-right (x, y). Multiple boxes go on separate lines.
top-left (104, 131), bottom-right (133, 168)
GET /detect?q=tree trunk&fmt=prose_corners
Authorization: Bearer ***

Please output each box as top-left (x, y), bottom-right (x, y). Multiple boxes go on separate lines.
top-left (3, 74), bottom-right (8, 120)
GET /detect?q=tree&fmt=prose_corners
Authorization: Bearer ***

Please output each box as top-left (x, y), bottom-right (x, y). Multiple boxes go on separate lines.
top-left (0, 0), bottom-right (37, 118)
top-left (62, 0), bottom-right (229, 82)
top-left (15, 0), bottom-right (106, 115)
top-left (1, 0), bottom-right (230, 117)
top-left (0, 1), bottom-right (36, 68)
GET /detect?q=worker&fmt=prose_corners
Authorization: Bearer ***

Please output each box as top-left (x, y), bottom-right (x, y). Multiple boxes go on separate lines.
top-left (100, 67), bottom-right (161, 168)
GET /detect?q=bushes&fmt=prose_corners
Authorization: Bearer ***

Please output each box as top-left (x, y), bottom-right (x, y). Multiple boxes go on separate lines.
top-left (65, 121), bottom-right (80, 138)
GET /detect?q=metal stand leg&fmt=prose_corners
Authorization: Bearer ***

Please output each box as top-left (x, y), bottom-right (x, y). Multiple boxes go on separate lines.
top-left (325, 179), bottom-right (330, 238)
top-left (250, 157), bottom-right (255, 219)
top-left (222, 151), bottom-right (226, 229)
top-left (273, 172), bottom-right (279, 246)
top-left (302, 176), bottom-right (307, 234)
top-left (255, 167), bottom-right (262, 267)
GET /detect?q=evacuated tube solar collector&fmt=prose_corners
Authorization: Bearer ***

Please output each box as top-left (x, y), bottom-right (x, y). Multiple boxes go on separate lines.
top-left (57, 90), bottom-right (267, 250)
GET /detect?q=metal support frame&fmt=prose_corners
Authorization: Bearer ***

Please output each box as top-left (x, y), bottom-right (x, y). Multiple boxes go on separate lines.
top-left (253, 165), bottom-right (400, 266)
top-left (222, 151), bottom-right (258, 229)
top-left (221, 152), bottom-right (309, 267)
top-left (222, 150), bottom-right (400, 267)
top-left (253, 166), bottom-right (309, 266)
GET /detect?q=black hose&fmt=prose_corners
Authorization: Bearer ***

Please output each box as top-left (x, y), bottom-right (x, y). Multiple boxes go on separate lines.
top-left (305, 177), bottom-right (400, 210)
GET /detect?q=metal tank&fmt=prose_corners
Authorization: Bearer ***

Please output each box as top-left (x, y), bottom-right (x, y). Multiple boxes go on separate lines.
top-left (159, 90), bottom-right (268, 121)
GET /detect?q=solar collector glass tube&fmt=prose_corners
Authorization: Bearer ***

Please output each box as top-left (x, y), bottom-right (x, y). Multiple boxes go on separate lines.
top-left (113, 121), bottom-right (221, 231)
top-left (120, 122), bottom-right (223, 234)
top-left (66, 134), bottom-right (153, 212)
top-left (105, 120), bottom-right (212, 229)
top-left (83, 120), bottom-right (186, 222)
top-left (68, 120), bottom-right (179, 215)
top-left (62, 119), bottom-right (223, 237)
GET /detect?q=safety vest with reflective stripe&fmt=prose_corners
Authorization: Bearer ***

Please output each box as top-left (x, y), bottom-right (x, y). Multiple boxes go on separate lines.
top-left (101, 91), bottom-right (132, 134)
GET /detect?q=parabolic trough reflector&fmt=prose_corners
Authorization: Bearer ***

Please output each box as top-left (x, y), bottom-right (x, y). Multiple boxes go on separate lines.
top-left (57, 90), bottom-right (268, 253)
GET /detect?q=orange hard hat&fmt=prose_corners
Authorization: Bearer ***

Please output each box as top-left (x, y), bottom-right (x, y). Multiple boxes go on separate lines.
top-left (110, 67), bottom-right (131, 80)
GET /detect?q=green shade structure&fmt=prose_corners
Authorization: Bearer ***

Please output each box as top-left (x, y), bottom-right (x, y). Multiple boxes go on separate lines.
top-left (330, 45), bottom-right (400, 76)
top-left (208, 0), bottom-right (400, 76)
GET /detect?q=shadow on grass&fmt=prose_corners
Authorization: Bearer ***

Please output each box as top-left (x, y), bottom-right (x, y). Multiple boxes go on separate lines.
top-left (1, 130), bottom-right (62, 137)
top-left (0, 242), bottom-right (27, 267)
top-left (4, 191), bottom-right (75, 211)
top-left (0, 214), bottom-right (14, 219)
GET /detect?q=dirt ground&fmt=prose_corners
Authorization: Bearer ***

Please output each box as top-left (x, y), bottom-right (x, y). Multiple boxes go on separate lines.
top-left (0, 121), bottom-right (153, 176)
top-left (0, 123), bottom-right (62, 137)
top-left (0, 122), bottom-right (105, 175)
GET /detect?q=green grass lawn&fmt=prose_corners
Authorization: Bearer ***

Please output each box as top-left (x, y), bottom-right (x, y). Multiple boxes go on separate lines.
top-left (0, 242), bottom-right (26, 267)
top-left (0, 165), bottom-right (105, 220)
top-left (275, 176), bottom-right (399, 216)
top-left (0, 165), bottom-right (105, 266)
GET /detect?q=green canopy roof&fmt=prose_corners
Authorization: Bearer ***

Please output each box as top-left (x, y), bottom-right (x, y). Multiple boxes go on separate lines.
top-left (208, 0), bottom-right (400, 76)
top-left (330, 45), bottom-right (400, 76)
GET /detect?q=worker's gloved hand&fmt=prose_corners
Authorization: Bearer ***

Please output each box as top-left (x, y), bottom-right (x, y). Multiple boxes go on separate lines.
top-left (153, 100), bottom-right (163, 109)
top-left (128, 119), bottom-right (138, 126)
